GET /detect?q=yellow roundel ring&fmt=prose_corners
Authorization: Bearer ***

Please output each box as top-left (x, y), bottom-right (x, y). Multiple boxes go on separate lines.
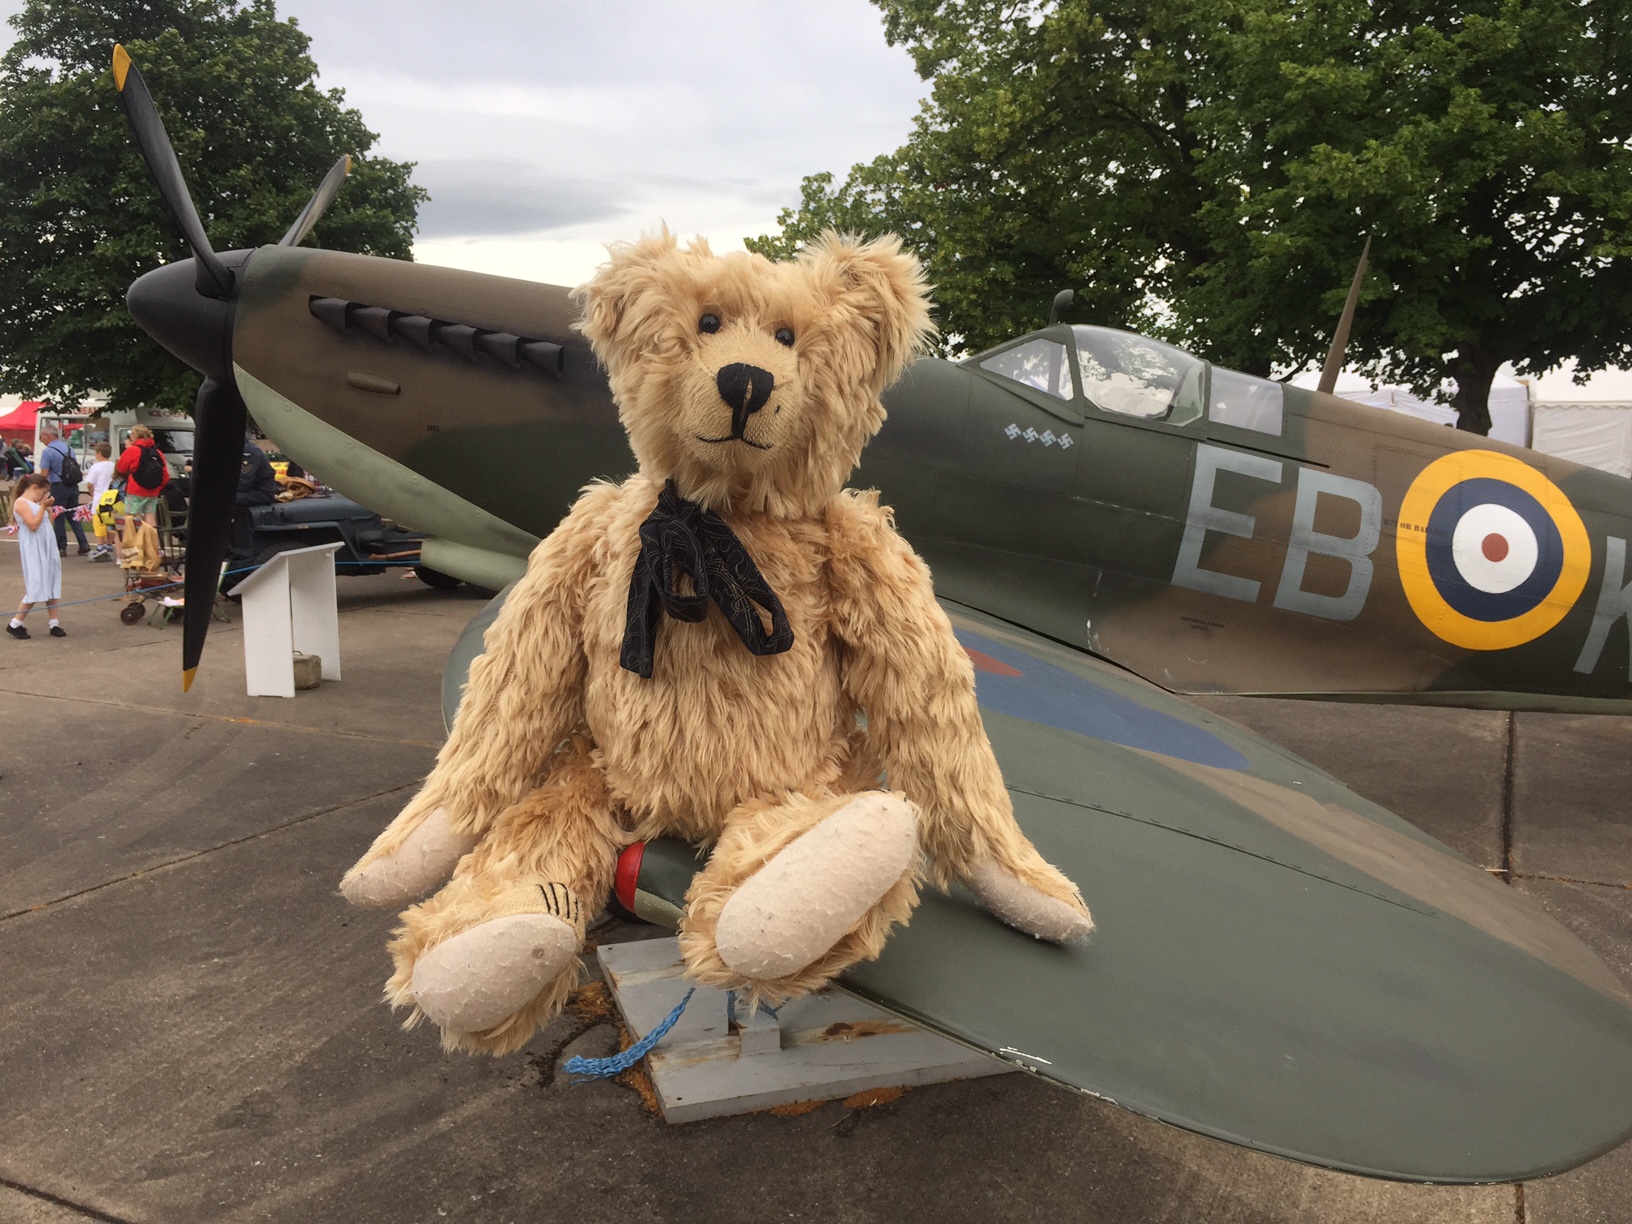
top-left (1396, 450), bottom-right (1590, 651)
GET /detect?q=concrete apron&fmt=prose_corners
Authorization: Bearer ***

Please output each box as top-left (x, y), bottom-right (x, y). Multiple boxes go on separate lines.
top-left (0, 544), bottom-right (1627, 1223)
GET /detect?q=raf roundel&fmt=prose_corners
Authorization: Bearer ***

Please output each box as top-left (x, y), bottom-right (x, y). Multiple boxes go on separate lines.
top-left (1395, 450), bottom-right (1590, 651)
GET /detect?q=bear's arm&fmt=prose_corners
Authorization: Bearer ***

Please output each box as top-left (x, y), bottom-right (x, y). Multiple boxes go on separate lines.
top-left (827, 493), bottom-right (1092, 938)
top-left (400, 481), bottom-right (620, 840)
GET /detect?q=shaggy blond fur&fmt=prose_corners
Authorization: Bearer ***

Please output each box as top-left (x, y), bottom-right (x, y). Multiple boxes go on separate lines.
top-left (344, 231), bottom-right (1090, 1055)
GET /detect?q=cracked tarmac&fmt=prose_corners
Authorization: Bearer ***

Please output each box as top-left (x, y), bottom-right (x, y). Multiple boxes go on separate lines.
top-left (1, 544), bottom-right (1628, 1223)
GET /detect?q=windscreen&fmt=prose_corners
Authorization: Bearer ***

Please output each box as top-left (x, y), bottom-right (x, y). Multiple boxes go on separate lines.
top-left (978, 336), bottom-right (1077, 401)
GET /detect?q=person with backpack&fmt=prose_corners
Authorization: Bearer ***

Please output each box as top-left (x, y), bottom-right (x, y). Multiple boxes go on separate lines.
top-left (115, 425), bottom-right (170, 527)
top-left (84, 442), bottom-right (118, 560)
top-left (38, 424), bottom-right (89, 557)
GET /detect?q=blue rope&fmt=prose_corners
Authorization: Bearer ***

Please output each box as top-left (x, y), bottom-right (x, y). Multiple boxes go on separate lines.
top-left (563, 986), bottom-right (695, 1080)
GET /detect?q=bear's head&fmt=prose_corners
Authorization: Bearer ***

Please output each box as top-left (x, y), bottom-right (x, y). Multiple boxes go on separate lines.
top-left (576, 229), bottom-right (933, 517)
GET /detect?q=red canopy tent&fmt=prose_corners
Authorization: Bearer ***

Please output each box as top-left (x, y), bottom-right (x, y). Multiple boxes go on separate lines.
top-left (0, 401), bottom-right (84, 448)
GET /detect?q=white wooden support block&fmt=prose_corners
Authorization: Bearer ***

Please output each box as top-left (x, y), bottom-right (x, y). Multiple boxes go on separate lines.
top-left (287, 546), bottom-right (341, 680)
top-left (226, 542), bottom-right (343, 698)
top-left (595, 937), bottom-right (1011, 1124)
top-left (237, 577), bottom-right (295, 698)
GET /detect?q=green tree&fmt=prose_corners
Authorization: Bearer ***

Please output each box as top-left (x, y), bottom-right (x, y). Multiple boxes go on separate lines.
top-left (0, 0), bottom-right (426, 412)
top-left (752, 1), bottom-right (1632, 433)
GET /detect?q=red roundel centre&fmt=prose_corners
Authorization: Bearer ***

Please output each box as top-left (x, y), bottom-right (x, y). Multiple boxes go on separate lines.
top-left (1481, 533), bottom-right (1510, 563)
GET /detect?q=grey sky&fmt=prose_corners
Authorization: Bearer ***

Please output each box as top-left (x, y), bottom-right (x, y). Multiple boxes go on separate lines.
top-left (1, 1), bottom-right (930, 284)
top-left (9, 2), bottom-right (1632, 398)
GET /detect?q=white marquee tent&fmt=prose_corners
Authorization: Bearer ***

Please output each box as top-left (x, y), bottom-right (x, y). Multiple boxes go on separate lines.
top-left (1529, 405), bottom-right (1632, 478)
top-left (1289, 371), bottom-right (1530, 447)
top-left (1524, 363), bottom-right (1632, 479)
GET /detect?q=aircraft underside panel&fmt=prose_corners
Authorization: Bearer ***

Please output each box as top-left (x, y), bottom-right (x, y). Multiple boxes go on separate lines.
top-left (235, 365), bottom-right (541, 562)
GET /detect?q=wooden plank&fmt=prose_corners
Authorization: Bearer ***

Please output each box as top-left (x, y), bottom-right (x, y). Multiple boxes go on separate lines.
top-left (596, 939), bottom-right (1009, 1124)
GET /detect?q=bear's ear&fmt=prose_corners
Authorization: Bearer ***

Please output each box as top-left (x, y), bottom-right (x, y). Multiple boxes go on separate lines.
top-left (804, 231), bottom-right (935, 389)
top-left (574, 228), bottom-right (693, 365)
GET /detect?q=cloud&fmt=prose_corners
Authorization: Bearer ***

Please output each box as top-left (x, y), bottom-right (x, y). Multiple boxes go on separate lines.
top-left (0, 0), bottom-right (932, 282)
top-left (411, 159), bottom-right (627, 237)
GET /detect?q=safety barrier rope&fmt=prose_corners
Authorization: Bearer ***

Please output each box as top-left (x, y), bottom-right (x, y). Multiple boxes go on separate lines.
top-left (9, 558), bottom-right (423, 610)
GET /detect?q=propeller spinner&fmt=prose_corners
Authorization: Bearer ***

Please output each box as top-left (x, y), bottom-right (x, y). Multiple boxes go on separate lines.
top-left (112, 44), bottom-right (351, 690)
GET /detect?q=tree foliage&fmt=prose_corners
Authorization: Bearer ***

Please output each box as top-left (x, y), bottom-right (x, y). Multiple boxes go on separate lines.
top-left (751, 1), bottom-right (1632, 432)
top-left (0, 0), bottom-right (426, 412)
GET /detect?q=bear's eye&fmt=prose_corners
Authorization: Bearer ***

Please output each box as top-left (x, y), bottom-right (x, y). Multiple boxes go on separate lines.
top-left (698, 313), bottom-right (721, 334)
top-left (774, 327), bottom-right (795, 347)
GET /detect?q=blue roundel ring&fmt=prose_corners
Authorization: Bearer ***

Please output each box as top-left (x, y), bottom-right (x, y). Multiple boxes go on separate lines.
top-left (1423, 477), bottom-right (1563, 622)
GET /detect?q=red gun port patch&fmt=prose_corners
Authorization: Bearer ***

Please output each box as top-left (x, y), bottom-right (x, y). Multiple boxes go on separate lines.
top-left (954, 629), bottom-right (1249, 769)
top-left (964, 646), bottom-right (1023, 677)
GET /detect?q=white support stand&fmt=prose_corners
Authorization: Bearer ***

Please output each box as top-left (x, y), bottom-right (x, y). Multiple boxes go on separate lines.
top-left (596, 937), bottom-right (1011, 1123)
top-left (226, 542), bottom-right (343, 698)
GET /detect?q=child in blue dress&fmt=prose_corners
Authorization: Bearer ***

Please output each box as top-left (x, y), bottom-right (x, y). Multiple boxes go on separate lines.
top-left (9, 472), bottom-right (66, 639)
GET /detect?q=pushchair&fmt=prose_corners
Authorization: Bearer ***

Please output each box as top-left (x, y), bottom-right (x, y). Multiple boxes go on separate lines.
top-left (116, 515), bottom-right (181, 625)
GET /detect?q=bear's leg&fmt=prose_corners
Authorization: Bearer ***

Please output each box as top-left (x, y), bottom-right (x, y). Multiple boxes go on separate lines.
top-left (386, 737), bottom-right (625, 1056)
top-left (678, 790), bottom-right (920, 1003)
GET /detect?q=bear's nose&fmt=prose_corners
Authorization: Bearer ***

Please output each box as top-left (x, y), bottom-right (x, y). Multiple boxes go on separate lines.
top-left (716, 363), bottom-right (775, 435)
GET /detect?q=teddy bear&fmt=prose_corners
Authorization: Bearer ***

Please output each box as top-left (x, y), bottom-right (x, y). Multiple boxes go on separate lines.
top-left (339, 229), bottom-right (1092, 1055)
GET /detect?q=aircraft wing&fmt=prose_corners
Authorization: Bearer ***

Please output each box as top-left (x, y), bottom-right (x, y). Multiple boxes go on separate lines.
top-left (852, 602), bottom-right (1632, 1182)
top-left (442, 595), bottom-right (1632, 1182)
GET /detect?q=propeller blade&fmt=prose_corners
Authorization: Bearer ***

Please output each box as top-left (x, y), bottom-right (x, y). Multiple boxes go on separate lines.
top-left (1316, 236), bottom-right (1371, 395)
top-left (180, 376), bottom-right (248, 690)
top-left (112, 44), bottom-right (234, 300)
top-left (280, 155), bottom-right (353, 247)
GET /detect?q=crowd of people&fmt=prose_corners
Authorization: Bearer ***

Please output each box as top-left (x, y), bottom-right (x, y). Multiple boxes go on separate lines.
top-left (5, 427), bottom-right (296, 641)
top-left (6, 424), bottom-right (171, 640)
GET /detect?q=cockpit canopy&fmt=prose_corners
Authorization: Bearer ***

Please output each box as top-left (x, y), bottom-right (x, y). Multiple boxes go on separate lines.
top-left (972, 325), bottom-right (1285, 437)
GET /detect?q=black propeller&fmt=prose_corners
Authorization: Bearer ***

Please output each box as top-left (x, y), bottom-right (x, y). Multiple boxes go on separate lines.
top-left (112, 44), bottom-right (351, 691)
top-left (281, 153), bottom-right (352, 248)
top-left (112, 45), bottom-right (234, 300)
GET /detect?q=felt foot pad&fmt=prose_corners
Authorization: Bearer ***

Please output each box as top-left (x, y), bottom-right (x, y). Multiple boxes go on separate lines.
top-left (410, 913), bottom-right (577, 1034)
top-left (966, 857), bottom-right (1093, 943)
top-left (341, 806), bottom-right (476, 909)
top-left (715, 792), bottom-right (917, 980)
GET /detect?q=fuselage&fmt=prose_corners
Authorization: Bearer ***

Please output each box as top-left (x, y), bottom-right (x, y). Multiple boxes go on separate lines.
top-left (867, 330), bottom-right (1632, 710)
top-left (145, 243), bottom-right (1632, 711)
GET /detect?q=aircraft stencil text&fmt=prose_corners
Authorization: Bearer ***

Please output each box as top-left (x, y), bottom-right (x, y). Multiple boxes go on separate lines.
top-left (1174, 444), bottom-right (1382, 622)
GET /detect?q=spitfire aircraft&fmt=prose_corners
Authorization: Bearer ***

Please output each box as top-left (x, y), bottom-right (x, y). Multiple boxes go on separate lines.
top-left (112, 45), bottom-right (1632, 1185)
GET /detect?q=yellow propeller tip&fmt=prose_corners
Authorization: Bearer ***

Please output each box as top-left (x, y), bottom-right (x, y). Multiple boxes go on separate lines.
top-left (112, 44), bottom-right (131, 91)
top-left (181, 666), bottom-right (197, 693)
top-left (344, 154), bottom-right (353, 174)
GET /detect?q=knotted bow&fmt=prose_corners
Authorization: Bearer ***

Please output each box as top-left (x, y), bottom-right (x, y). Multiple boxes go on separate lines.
top-left (620, 480), bottom-right (794, 679)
